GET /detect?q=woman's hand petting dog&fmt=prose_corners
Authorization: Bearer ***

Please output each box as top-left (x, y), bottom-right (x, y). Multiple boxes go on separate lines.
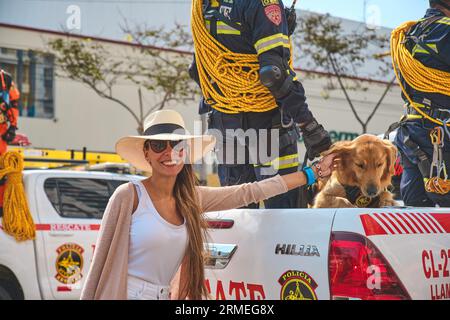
top-left (313, 134), bottom-right (398, 209)
top-left (312, 153), bottom-right (337, 179)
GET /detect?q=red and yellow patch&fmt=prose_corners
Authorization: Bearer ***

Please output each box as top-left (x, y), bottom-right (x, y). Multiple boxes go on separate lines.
top-left (264, 4), bottom-right (282, 26)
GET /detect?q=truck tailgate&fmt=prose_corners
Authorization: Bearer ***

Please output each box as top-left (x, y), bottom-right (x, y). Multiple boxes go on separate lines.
top-left (204, 208), bottom-right (336, 300)
top-left (333, 208), bottom-right (450, 300)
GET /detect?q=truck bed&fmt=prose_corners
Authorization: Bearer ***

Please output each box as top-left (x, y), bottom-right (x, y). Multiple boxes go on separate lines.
top-left (204, 208), bottom-right (450, 300)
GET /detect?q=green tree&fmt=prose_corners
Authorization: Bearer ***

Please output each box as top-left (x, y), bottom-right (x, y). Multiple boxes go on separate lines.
top-left (47, 23), bottom-right (198, 134)
top-left (295, 13), bottom-right (395, 134)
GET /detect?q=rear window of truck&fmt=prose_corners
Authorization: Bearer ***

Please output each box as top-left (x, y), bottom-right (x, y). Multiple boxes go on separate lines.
top-left (43, 178), bottom-right (128, 219)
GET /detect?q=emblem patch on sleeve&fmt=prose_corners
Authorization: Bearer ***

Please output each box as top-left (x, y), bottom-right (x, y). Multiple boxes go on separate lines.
top-left (264, 4), bottom-right (282, 26)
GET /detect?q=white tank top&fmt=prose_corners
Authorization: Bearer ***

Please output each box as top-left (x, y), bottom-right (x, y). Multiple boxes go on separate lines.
top-left (128, 181), bottom-right (188, 286)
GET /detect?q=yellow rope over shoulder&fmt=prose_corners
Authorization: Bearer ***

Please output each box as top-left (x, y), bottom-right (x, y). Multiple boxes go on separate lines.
top-left (191, 0), bottom-right (292, 114)
top-left (391, 21), bottom-right (450, 126)
top-left (0, 151), bottom-right (35, 241)
top-left (391, 21), bottom-right (450, 194)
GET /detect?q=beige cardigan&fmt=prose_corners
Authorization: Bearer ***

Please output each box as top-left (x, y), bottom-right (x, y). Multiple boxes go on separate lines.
top-left (80, 175), bottom-right (288, 300)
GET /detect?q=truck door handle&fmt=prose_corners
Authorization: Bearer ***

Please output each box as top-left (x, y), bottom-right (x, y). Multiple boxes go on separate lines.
top-left (206, 219), bottom-right (234, 229)
top-left (49, 232), bottom-right (74, 237)
top-left (204, 243), bottom-right (237, 269)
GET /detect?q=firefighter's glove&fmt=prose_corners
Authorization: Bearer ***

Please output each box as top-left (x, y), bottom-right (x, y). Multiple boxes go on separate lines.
top-left (2, 125), bottom-right (17, 143)
top-left (301, 119), bottom-right (332, 161)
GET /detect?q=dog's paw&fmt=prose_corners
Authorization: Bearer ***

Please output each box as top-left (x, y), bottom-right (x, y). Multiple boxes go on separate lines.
top-left (341, 199), bottom-right (357, 208)
top-left (331, 198), bottom-right (356, 208)
top-left (379, 198), bottom-right (397, 207)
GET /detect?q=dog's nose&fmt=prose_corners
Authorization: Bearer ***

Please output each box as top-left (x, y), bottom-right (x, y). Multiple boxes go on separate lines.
top-left (366, 185), bottom-right (378, 197)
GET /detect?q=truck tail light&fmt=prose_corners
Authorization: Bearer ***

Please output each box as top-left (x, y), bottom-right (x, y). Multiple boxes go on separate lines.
top-left (328, 232), bottom-right (410, 300)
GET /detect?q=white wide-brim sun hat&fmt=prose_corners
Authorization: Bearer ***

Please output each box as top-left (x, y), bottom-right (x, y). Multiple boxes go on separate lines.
top-left (115, 109), bottom-right (216, 172)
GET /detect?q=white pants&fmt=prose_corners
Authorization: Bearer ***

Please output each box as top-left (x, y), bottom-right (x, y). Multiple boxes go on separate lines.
top-left (127, 275), bottom-right (170, 300)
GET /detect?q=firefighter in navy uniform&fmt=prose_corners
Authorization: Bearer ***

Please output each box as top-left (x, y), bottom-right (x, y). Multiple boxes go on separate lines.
top-left (190, 0), bottom-right (331, 208)
top-left (390, 0), bottom-right (450, 207)
top-left (0, 70), bottom-right (20, 217)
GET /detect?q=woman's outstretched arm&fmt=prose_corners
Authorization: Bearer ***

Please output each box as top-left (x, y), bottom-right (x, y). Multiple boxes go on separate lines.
top-left (197, 154), bottom-right (335, 213)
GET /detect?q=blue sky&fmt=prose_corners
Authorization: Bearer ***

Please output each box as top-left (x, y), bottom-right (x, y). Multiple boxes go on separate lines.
top-left (0, 0), bottom-right (431, 39)
top-left (296, 0), bottom-right (429, 28)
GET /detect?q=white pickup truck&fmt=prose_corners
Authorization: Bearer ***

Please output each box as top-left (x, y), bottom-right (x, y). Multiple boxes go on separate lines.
top-left (0, 170), bottom-right (142, 300)
top-left (0, 170), bottom-right (449, 300)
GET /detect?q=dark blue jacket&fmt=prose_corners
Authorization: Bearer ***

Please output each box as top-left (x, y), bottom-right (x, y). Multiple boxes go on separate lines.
top-left (194, 0), bottom-right (313, 124)
top-left (402, 8), bottom-right (450, 109)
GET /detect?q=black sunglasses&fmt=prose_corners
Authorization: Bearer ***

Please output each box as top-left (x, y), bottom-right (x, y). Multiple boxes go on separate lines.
top-left (146, 140), bottom-right (185, 153)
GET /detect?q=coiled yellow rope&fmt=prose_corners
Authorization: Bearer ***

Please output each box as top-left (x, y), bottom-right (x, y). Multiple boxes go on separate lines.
top-left (0, 152), bottom-right (35, 241)
top-left (391, 21), bottom-right (450, 194)
top-left (191, 0), bottom-right (286, 114)
top-left (391, 21), bottom-right (450, 126)
top-left (425, 177), bottom-right (450, 195)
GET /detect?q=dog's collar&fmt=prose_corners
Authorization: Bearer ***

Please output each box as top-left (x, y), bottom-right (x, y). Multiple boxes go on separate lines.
top-left (343, 185), bottom-right (379, 208)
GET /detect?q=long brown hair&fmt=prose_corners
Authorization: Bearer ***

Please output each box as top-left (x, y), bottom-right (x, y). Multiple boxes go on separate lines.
top-left (173, 164), bottom-right (209, 300)
top-left (143, 140), bottom-right (209, 299)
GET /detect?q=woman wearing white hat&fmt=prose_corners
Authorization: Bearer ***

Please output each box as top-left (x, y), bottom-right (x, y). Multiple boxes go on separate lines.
top-left (80, 109), bottom-right (335, 300)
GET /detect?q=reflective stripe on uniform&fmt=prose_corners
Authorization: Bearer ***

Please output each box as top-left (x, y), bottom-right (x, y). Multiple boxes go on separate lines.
top-left (417, 16), bottom-right (450, 25)
top-left (405, 101), bottom-right (428, 114)
top-left (254, 33), bottom-right (290, 55)
top-left (205, 20), bottom-right (241, 35)
top-left (254, 154), bottom-right (299, 170)
top-left (404, 102), bottom-right (444, 120)
top-left (217, 21), bottom-right (241, 35)
top-left (406, 114), bottom-right (424, 120)
top-left (437, 17), bottom-right (450, 26)
top-left (412, 43), bottom-right (438, 56)
top-left (401, 103), bottom-right (421, 121)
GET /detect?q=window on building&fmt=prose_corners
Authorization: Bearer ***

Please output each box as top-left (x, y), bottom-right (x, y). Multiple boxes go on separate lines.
top-left (43, 178), bottom-right (129, 219)
top-left (0, 47), bottom-right (55, 119)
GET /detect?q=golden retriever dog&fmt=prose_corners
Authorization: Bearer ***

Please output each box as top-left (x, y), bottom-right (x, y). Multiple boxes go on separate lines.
top-left (313, 134), bottom-right (398, 208)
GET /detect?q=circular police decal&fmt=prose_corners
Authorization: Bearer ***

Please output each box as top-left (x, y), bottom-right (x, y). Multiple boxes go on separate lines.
top-left (55, 243), bottom-right (84, 284)
top-left (278, 270), bottom-right (318, 300)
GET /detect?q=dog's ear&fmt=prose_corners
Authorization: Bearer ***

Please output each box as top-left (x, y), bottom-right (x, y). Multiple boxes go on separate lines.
top-left (322, 140), bottom-right (354, 159)
top-left (381, 139), bottom-right (398, 179)
top-left (322, 141), bottom-right (358, 185)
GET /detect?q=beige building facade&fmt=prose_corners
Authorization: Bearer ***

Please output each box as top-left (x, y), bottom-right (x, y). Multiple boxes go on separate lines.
top-left (0, 23), bottom-right (404, 159)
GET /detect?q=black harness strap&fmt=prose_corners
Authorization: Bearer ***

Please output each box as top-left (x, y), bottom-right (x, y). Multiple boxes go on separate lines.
top-left (344, 185), bottom-right (363, 205)
top-left (204, 9), bottom-right (219, 37)
top-left (384, 120), bottom-right (405, 140)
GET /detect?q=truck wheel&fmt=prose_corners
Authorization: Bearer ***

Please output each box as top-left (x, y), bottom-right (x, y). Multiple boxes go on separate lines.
top-left (0, 283), bottom-right (13, 300)
top-left (0, 267), bottom-right (24, 300)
